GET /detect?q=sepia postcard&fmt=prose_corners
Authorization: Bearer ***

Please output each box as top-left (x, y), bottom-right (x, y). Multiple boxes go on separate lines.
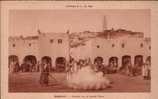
top-left (1, 1), bottom-right (158, 99)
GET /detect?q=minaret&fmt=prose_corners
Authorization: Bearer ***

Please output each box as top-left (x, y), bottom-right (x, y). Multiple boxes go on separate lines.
top-left (103, 15), bottom-right (107, 32)
top-left (103, 15), bottom-right (110, 39)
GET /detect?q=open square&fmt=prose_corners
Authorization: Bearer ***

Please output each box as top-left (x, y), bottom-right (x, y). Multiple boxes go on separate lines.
top-left (9, 72), bottom-right (150, 92)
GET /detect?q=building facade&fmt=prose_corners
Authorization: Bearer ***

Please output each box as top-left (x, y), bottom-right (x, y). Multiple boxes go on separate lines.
top-left (9, 29), bottom-right (151, 70)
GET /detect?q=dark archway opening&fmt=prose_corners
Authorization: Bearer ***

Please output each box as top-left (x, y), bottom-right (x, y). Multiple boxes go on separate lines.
top-left (9, 55), bottom-right (19, 66)
top-left (41, 56), bottom-right (52, 63)
top-left (8, 55), bottom-right (20, 72)
top-left (55, 57), bottom-right (66, 72)
top-left (106, 57), bottom-right (118, 74)
top-left (94, 56), bottom-right (104, 72)
top-left (21, 55), bottom-right (37, 72)
top-left (121, 55), bottom-right (131, 70)
top-left (134, 55), bottom-right (143, 67)
top-left (109, 57), bottom-right (118, 68)
top-left (41, 56), bottom-right (52, 71)
top-left (94, 56), bottom-right (103, 64)
top-left (146, 56), bottom-right (151, 65)
top-left (133, 55), bottom-right (143, 75)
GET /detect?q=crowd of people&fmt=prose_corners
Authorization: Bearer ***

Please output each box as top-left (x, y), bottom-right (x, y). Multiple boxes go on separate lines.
top-left (9, 60), bottom-right (40, 73)
top-left (66, 58), bottom-right (112, 90)
top-left (119, 60), bottom-right (151, 80)
top-left (9, 56), bottom-right (151, 89)
top-left (38, 57), bottom-right (151, 89)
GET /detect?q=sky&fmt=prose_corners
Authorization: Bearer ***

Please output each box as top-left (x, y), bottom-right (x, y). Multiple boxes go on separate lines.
top-left (9, 9), bottom-right (150, 37)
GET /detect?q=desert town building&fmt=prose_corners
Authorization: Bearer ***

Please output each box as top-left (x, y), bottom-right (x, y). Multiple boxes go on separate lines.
top-left (9, 28), bottom-right (151, 72)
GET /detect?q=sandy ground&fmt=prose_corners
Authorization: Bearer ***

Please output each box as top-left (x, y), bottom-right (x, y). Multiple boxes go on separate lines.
top-left (9, 72), bottom-right (150, 92)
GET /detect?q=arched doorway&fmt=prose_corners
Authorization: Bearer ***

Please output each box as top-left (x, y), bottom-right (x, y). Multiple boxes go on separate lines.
top-left (8, 55), bottom-right (20, 73)
top-left (94, 57), bottom-right (104, 72)
top-left (41, 56), bottom-right (52, 64)
top-left (41, 56), bottom-right (52, 71)
top-left (55, 57), bottom-right (66, 72)
top-left (107, 57), bottom-right (118, 73)
top-left (146, 56), bottom-right (151, 65)
top-left (94, 56), bottom-right (103, 64)
top-left (9, 55), bottom-right (19, 66)
top-left (22, 55), bottom-right (37, 72)
top-left (134, 55), bottom-right (143, 67)
top-left (121, 55), bottom-right (131, 70)
top-left (133, 55), bottom-right (143, 75)
top-left (109, 57), bottom-right (118, 68)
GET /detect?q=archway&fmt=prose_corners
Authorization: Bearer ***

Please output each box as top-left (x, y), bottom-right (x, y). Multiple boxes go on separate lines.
top-left (109, 57), bottom-right (118, 67)
top-left (24, 55), bottom-right (37, 65)
top-left (94, 57), bottom-right (104, 72)
top-left (8, 55), bottom-right (20, 72)
top-left (55, 57), bottom-right (66, 72)
top-left (121, 55), bottom-right (131, 70)
top-left (22, 55), bottom-right (37, 72)
top-left (9, 55), bottom-right (19, 65)
top-left (134, 55), bottom-right (143, 67)
top-left (146, 56), bottom-right (151, 65)
top-left (41, 56), bottom-right (52, 64)
top-left (41, 56), bottom-right (52, 71)
top-left (94, 56), bottom-right (103, 64)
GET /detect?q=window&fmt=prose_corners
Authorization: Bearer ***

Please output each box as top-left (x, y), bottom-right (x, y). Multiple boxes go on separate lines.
top-left (121, 43), bottom-right (125, 48)
top-left (58, 39), bottom-right (62, 44)
top-left (112, 44), bottom-right (115, 48)
top-left (140, 43), bottom-right (143, 48)
top-left (97, 45), bottom-right (100, 48)
top-left (29, 43), bottom-right (31, 47)
top-left (50, 39), bottom-right (54, 43)
top-left (12, 44), bottom-right (15, 47)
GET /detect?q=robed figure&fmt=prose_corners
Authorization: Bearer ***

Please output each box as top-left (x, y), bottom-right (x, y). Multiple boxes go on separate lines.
top-left (39, 58), bottom-right (51, 86)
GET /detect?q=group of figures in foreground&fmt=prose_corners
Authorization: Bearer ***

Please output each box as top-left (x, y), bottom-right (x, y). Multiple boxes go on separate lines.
top-left (39, 57), bottom-right (151, 90)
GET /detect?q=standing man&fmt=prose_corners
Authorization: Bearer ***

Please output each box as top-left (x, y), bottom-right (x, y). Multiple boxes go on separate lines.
top-left (142, 60), bottom-right (151, 80)
top-left (39, 58), bottom-right (51, 86)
